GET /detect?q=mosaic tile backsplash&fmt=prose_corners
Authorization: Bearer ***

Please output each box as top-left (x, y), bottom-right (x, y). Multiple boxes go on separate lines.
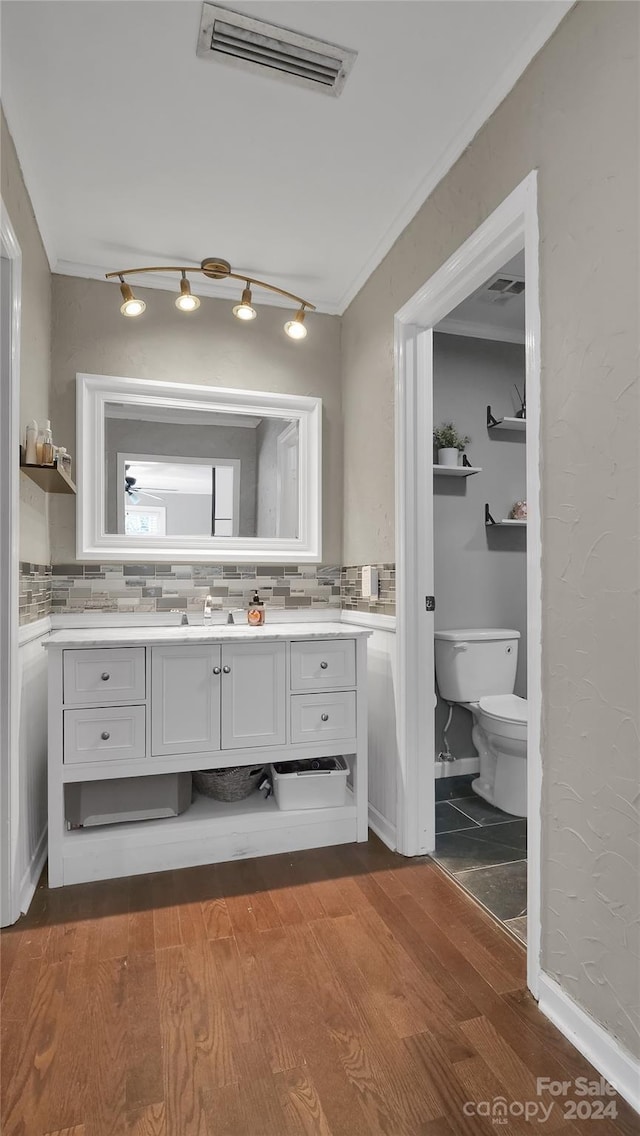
top-left (19, 562), bottom-right (396, 624)
top-left (19, 563), bottom-right (52, 625)
top-left (341, 564), bottom-right (395, 616)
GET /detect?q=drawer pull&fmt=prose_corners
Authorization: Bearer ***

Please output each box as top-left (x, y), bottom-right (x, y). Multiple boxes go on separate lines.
top-left (320, 661), bottom-right (328, 670)
top-left (101, 672), bottom-right (110, 681)
top-left (213, 666), bottom-right (221, 675)
top-left (321, 713), bottom-right (329, 722)
top-left (101, 731), bottom-right (111, 741)
top-left (223, 665), bottom-right (231, 674)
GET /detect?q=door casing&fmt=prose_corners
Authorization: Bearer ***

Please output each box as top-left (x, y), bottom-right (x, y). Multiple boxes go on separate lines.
top-left (393, 171), bottom-right (543, 997)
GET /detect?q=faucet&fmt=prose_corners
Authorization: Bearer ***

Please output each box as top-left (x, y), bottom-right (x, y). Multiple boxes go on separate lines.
top-left (203, 595), bottom-right (215, 624)
top-left (226, 608), bottom-right (245, 625)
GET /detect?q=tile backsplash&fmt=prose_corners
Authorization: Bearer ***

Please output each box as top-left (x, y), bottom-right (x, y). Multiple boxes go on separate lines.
top-left (19, 563), bottom-right (52, 625)
top-left (19, 562), bottom-right (397, 624)
top-left (47, 563), bottom-right (342, 617)
top-left (341, 564), bottom-right (395, 616)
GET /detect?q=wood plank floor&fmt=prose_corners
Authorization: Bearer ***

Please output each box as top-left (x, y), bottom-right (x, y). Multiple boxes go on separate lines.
top-left (1, 837), bottom-right (637, 1136)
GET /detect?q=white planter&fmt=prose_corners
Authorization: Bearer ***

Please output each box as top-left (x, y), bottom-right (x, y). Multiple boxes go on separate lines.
top-left (437, 448), bottom-right (459, 467)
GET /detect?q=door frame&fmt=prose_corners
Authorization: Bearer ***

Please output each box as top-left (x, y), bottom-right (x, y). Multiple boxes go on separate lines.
top-left (394, 171), bottom-right (542, 996)
top-left (0, 201), bottom-right (22, 926)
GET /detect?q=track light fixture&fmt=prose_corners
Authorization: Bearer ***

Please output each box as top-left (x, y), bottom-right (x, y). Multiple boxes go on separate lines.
top-left (232, 284), bottom-right (257, 322)
top-left (284, 307), bottom-right (308, 340)
top-left (119, 279), bottom-right (146, 318)
top-left (106, 256), bottom-right (315, 339)
top-left (175, 273), bottom-right (201, 312)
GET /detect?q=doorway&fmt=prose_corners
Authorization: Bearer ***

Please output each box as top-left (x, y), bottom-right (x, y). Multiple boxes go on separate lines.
top-left (394, 172), bottom-right (542, 995)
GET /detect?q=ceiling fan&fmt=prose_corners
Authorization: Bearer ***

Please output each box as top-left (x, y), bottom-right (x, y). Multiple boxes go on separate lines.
top-left (124, 465), bottom-right (166, 505)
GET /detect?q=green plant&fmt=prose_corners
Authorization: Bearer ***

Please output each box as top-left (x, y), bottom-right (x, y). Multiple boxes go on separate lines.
top-left (433, 422), bottom-right (471, 451)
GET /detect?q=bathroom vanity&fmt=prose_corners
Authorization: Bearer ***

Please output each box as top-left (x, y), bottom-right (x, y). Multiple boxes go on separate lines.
top-left (45, 623), bottom-right (370, 886)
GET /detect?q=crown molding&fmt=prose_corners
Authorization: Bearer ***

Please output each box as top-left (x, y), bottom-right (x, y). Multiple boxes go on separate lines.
top-left (53, 260), bottom-right (339, 316)
top-left (336, 2), bottom-right (572, 315)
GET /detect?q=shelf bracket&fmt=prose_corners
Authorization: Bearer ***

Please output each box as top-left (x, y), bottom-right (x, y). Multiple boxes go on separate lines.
top-left (486, 405), bottom-right (500, 429)
top-left (485, 503), bottom-right (497, 526)
top-left (462, 453), bottom-right (472, 468)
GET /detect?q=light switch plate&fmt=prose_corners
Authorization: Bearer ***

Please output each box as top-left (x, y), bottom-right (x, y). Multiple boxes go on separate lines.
top-left (361, 565), bottom-right (379, 599)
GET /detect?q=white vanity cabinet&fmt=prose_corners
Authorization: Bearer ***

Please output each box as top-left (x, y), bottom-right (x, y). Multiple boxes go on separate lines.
top-left (45, 624), bottom-right (370, 886)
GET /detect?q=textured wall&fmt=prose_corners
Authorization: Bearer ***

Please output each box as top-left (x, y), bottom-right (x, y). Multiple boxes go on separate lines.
top-left (1, 108), bottom-right (51, 563)
top-left (49, 274), bottom-right (342, 564)
top-left (342, 3), bottom-right (640, 1057)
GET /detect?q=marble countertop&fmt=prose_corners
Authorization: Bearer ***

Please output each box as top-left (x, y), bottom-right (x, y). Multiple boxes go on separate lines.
top-left (44, 622), bottom-right (371, 650)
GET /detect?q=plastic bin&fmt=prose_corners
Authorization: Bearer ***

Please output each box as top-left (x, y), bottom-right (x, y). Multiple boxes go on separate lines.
top-left (271, 756), bottom-right (348, 810)
top-left (65, 772), bottom-right (192, 828)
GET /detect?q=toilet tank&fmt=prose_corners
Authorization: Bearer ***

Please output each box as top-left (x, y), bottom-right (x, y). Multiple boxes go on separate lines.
top-left (434, 628), bottom-right (520, 701)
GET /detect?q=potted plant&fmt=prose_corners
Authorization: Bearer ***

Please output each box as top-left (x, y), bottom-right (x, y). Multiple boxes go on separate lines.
top-left (433, 422), bottom-right (471, 466)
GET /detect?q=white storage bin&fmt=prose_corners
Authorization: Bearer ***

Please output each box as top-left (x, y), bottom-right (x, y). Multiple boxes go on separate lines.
top-left (271, 756), bottom-right (348, 810)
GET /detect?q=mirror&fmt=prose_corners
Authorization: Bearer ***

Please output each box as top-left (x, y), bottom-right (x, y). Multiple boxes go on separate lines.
top-left (77, 374), bottom-right (321, 563)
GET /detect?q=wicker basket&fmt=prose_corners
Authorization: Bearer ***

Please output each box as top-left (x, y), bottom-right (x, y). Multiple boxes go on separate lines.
top-left (193, 765), bottom-right (265, 802)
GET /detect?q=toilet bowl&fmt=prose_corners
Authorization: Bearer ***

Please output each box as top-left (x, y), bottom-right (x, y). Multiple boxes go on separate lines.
top-left (465, 694), bottom-right (527, 817)
top-left (434, 629), bottom-right (528, 818)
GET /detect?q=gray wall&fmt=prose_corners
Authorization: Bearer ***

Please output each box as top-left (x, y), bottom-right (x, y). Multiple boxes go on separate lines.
top-left (341, 2), bottom-right (640, 1058)
top-left (49, 274), bottom-right (342, 563)
top-left (105, 418), bottom-right (258, 537)
top-left (1, 108), bottom-right (51, 563)
top-left (433, 333), bottom-right (527, 757)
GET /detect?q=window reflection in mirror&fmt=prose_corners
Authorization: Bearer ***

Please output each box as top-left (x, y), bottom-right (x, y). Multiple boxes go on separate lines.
top-left (104, 402), bottom-right (299, 539)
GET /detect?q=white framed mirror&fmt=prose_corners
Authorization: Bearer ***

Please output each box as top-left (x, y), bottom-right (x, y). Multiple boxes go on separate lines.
top-left (77, 373), bottom-right (322, 562)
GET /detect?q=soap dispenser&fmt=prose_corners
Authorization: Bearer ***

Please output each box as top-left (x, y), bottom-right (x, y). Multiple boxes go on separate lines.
top-left (247, 591), bottom-right (265, 626)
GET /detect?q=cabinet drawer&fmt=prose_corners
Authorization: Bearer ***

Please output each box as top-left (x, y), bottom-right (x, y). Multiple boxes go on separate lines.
top-left (64, 705), bottom-right (146, 765)
top-left (64, 648), bottom-right (146, 705)
top-left (290, 692), bottom-right (356, 744)
top-left (290, 640), bottom-right (356, 691)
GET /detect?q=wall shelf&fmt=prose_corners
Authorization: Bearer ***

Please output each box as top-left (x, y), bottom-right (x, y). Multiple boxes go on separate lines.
top-left (20, 448), bottom-right (76, 495)
top-left (485, 503), bottom-right (526, 527)
top-left (486, 405), bottom-right (526, 432)
top-left (433, 465), bottom-right (482, 478)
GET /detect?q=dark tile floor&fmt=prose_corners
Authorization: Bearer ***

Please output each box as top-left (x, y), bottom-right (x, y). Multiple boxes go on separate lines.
top-left (433, 774), bottom-right (527, 942)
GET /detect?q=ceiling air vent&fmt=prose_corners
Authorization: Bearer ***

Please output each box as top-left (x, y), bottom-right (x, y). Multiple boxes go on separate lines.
top-left (481, 274), bottom-right (526, 304)
top-left (197, 4), bottom-right (357, 97)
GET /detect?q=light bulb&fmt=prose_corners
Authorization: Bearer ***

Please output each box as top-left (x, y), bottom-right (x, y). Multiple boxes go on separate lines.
top-left (233, 286), bottom-right (257, 321)
top-left (119, 282), bottom-right (146, 318)
top-left (284, 308), bottom-right (307, 339)
top-left (176, 276), bottom-right (200, 312)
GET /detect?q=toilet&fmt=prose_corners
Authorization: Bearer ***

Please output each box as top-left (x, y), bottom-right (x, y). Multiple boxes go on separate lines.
top-left (434, 628), bottom-right (527, 817)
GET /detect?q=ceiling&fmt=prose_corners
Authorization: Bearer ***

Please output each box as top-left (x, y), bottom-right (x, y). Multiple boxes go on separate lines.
top-left (0, 2), bottom-right (570, 314)
top-left (439, 251), bottom-right (525, 341)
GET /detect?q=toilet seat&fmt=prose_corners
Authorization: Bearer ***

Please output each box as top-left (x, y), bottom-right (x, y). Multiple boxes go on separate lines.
top-left (478, 694), bottom-right (527, 726)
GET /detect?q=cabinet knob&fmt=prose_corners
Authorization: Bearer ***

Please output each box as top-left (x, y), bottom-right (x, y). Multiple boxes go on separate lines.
top-left (320, 661), bottom-right (328, 670)
top-left (101, 731), bottom-right (110, 741)
top-left (212, 666), bottom-right (221, 675)
top-left (321, 713), bottom-right (329, 722)
top-left (101, 672), bottom-right (110, 681)
top-left (223, 665), bottom-right (231, 674)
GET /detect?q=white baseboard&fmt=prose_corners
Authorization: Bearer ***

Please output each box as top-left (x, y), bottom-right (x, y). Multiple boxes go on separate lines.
top-left (18, 825), bottom-right (47, 916)
top-left (434, 756), bottom-right (479, 778)
top-left (538, 973), bottom-right (640, 1115)
top-left (368, 804), bottom-right (396, 850)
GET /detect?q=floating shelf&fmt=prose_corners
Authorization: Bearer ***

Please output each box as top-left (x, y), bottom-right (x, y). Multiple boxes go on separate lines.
top-left (20, 448), bottom-right (76, 494)
top-left (487, 405), bottom-right (526, 432)
top-left (433, 465), bottom-right (482, 478)
top-left (485, 503), bottom-right (526, 527)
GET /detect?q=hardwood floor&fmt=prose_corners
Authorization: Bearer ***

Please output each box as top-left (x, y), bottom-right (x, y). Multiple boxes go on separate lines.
top-left (1, 837), bottom-right (637, 1136)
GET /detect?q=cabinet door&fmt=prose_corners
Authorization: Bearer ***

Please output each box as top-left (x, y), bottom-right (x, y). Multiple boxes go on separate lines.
top-left (221, 642), bottom-right (286, 750)
top-left (151, 645), bottom-right (221, 757)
